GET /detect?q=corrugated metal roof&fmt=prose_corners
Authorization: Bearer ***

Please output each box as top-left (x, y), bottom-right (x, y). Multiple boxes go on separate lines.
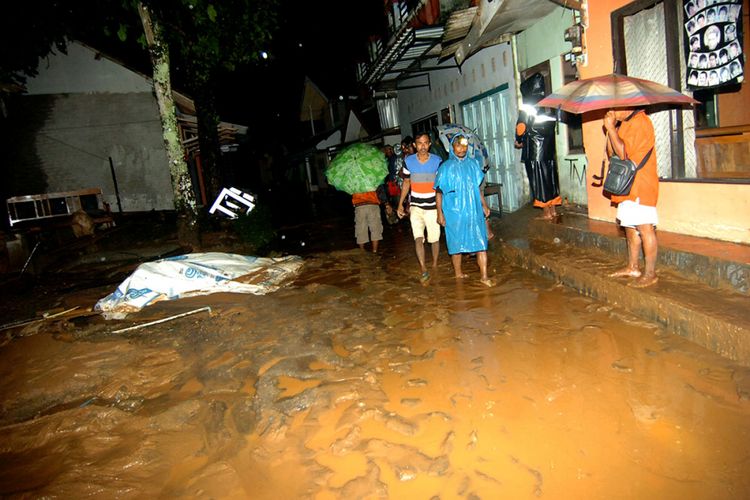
top-left (441, 0), bottom-right (565, 64)
top-left (363, 26), bottom-right (445, 87)
top-left (361, 0), bottom-right (573, 88)
top-left (442, 6), bottom-right (477, 43)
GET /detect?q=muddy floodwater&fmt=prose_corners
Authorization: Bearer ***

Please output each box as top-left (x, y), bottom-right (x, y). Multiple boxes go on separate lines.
top-left (1, 222), bottom-right (749, 498)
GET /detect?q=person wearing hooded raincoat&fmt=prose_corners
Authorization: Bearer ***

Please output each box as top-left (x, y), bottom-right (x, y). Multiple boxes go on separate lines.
top-left (514, 72), bottom-right (561, 221)
top-left (434, 134), bottom-right (494, 286)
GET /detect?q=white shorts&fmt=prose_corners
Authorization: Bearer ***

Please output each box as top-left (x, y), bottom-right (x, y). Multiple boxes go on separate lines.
top-left (616, 199), bottom-right (658, 228)
top-left (409, 206), bottom-right (440, 243)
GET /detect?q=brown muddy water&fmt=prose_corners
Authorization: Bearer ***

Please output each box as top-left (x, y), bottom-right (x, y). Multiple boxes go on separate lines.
top-left (1, 222), bottom-right (749, 498)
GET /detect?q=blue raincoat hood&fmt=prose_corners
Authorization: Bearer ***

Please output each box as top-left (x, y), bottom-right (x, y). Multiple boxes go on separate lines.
top-left (448, 134), bottom-right (473, 162)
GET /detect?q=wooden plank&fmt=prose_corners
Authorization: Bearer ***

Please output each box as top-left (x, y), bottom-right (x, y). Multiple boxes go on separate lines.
top-left (696, 125), bottom-right (750, 138)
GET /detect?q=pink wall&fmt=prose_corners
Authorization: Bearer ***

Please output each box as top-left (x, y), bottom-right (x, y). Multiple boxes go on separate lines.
top-left (580, 0), bottom-right (750, 243)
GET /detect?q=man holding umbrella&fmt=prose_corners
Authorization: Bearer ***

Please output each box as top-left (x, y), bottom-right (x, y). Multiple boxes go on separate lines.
top-left (604, 108), bottom-right (659, 288)
top-left (324, 142), bottom-right (392, 253)
top-left (537, 73), bottom-right (697, 289)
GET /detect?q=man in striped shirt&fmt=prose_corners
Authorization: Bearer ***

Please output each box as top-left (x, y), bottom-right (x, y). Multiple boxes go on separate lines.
top-left (396, 132), bottom-right (442, 282)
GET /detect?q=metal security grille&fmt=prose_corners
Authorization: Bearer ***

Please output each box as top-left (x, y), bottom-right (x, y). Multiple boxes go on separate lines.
top-left (623, 2), bottom-right (697, 178)
top-left (461, 87), bottom-right (520, 211)
top-left (624, 4), bottom-right (671, 178)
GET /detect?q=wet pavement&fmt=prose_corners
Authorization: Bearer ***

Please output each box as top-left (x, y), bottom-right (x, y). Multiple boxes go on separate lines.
top-left (496, 206), bottom-right (750, 365)
top-left (1, 211), bottom-right (750, 498)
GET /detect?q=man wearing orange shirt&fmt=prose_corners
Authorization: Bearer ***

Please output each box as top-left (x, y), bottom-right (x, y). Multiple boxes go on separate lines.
top-left (604, 108), bottom-right (659, 288)
top-left (352, 186), bottom-right (392, 253)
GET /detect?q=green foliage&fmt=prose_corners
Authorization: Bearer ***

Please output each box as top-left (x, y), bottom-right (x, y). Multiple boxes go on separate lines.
top-left (206, 4), bottom-right (217, 22)
top-left (117, 23), bottom-right (128, 42)
top-left (232, 204), bottom-right (275, 253)
top-left (145, 0), bottom-right (279, 85)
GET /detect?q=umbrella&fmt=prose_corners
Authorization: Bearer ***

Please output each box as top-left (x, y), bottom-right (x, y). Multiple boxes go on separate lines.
top-left (325, 143), bottom-right (388, 195)
top-left (436, 124), bottom-right (490, 172)
top-left (537, 73), bottom-right (698, 114)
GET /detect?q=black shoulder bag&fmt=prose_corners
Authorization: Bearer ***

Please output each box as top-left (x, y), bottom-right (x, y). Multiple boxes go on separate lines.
top-left (603, 147), bottom-right (653, 196)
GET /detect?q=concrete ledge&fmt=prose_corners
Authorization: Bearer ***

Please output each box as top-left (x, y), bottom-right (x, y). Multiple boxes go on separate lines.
top-left (499, 238), bottom-right (750, 367)
top-left (530, 218), bottom-right (750, 295)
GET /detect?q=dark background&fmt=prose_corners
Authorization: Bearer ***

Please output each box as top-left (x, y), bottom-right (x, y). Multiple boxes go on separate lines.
top-left (216, 0), bottom-right (387, 135)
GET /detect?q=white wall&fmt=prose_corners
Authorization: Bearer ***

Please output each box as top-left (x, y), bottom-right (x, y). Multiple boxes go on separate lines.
top-left (25, 42), bottom-right (153, 95)
top-left (515, 7), bottom-right (573, 70)
top-left (19, 41), bottom-right (175, 212)
top-left (28, 93), bottom-right (175, 212)
top-left (398, 43), bottom-right (516, 132)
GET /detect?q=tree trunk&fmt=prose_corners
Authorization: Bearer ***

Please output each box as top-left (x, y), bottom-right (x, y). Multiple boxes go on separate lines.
top-left (138, 2), bottom-right (200, 250)
top-left (194, 86), bottom-right (222, 200)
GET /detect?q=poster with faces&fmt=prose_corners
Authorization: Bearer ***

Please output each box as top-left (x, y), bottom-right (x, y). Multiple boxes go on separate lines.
top-left (684, 0), bottom-right (744, 89)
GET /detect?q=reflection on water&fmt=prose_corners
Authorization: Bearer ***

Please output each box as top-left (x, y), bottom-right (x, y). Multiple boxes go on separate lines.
top-left (0, 222), bottom-right (749, 498)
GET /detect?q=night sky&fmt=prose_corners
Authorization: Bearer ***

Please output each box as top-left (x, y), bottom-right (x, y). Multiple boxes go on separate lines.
top-left (217, 0), bottom-right (386, 130)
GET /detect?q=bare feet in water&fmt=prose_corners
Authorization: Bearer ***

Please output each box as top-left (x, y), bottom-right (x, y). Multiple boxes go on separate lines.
top-left (608, 268), bottom-right (642, 278)
top-left (535, 207), bottom-right (560, 221)
top-left (480, 278), bottom-right (496, 287)
top-left (628, 275), bottom-right (658, 288)
top-left (455, 273), bottom-right (469, 279)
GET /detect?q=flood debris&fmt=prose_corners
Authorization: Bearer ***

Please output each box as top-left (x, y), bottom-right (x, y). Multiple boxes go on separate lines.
top-left (208, 186), bottom-right (256, 219)
top-left (111, 306), bottom-right (213, 334)
top-left (0, 306), bottom-right (82, 332)
top-left (95, 252), bottom-right (303, 319)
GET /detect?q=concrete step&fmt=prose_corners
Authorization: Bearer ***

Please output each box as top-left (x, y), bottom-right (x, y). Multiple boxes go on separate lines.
top-left (498, 234), bottom-right (750, 367)
top-left (529, 214), bottom-right (750, 295)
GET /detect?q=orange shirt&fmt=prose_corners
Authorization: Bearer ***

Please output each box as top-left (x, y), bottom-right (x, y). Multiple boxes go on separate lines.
top-left (352, 191), bottom-right (380, 206)
top-left (608, 111), bottom-right (659, 206)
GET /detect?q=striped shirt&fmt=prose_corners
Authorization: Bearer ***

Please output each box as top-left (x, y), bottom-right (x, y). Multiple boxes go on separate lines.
top-left (403, 153), bottom-right (441, 209)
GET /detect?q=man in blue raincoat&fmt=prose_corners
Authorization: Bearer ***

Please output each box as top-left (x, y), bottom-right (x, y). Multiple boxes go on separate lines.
top-left (434, 134), bottom-right (494, 286)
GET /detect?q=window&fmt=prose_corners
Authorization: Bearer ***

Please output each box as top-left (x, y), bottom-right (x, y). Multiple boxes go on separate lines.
top-left (441, 106), bottom-right (453, 124)
top-left (693, 89), bottom-right (719, 128)
top-left (561, 58), bottom-right (584, 153)
top-left (411, 113), bottom-right (439, 137)
top-left (612, 0), bottom-right (750, 181)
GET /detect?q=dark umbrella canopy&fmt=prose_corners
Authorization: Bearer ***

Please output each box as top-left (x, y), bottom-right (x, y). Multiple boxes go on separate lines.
top-left (537, 73), bottom-right (698, 114)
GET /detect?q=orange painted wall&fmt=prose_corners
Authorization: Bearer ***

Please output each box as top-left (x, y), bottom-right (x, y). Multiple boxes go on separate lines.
top-left (581, 0), bottom-right (750, 243)
top-left (580, 0), bottom-right (632, 226)
top-left (658, 182), bottom-right (750, 242)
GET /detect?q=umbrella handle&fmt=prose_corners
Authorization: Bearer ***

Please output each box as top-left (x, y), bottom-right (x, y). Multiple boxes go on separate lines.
top-left (592, 170), bottom-right (604, 187)
top-left (592, 130), bottom-right (608, 187)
